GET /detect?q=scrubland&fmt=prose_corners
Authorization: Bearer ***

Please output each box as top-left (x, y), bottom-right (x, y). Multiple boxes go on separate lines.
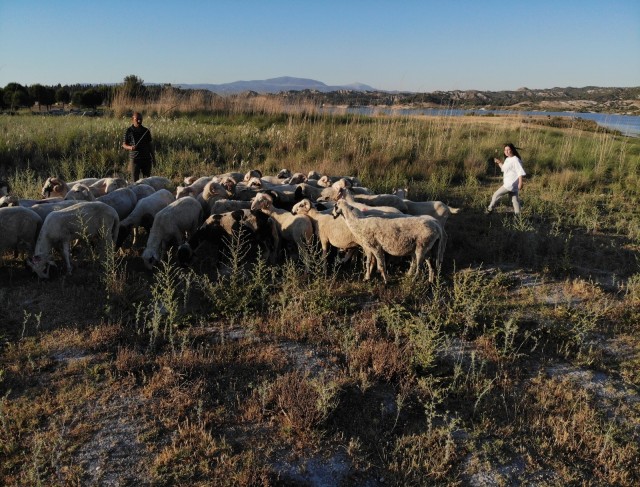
top-left (0, 106), bottom-right (639, 486)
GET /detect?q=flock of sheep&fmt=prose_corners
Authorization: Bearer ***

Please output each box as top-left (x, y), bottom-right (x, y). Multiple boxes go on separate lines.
top-left (0, 169), bottom-right (459, 283)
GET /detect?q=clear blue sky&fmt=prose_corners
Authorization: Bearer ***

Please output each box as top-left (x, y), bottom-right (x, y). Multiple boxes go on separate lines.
top-left (1, 0), bottom-right (638, 92)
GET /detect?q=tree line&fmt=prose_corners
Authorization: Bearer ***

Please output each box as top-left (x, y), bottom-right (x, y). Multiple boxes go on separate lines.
top-left (0, 75), bottom-right (184, 112)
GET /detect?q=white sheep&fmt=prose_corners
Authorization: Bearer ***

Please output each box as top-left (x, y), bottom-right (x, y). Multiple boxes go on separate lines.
top-left (332, 198), bottom-right (446, 284)
top-left (28, 200), bottom-right (84, 221)
top-left (392, 188), bottom-right (460, 226)
top-left (175, 176), bottom-right (214, 199)
top-left (41, 177), bottom-right (99, 198)
top-left (291, 199), bottom-right (358, 263)
top-left (141, 196), bottom-right (203, 269)
top-left (129, 183), bottom-right (156, 201)
top-left (250, 192), bottom-right (313, 252)
top-left (209, 199), bottom-right (252, 215)
top-left (26, 201), bottom-right (120, 278)
top-left (319, 186), bottom-right (407, 212)
top-left (134, 176), bottom-right (173, 192)
top-left (88, 177), bottom-right (128, 197)
top-left (243, 169), bottom-right (263, 182)
top-left (64, 183), bottom-right (96, 201)
top-left (0, 206), bottom-right (42, 258)
top-left (97, 187), bottom-right (138, 220)
top-left (0, 195), bottom-right (64, 208)
top-left (116, 189), bottom-right (175, 248)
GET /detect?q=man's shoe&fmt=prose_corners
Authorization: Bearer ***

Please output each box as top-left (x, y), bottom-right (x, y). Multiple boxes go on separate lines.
top-left (485, 207), bottom-right (493, 214)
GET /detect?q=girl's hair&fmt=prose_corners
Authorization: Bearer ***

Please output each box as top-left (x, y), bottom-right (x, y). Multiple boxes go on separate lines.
top-left (505, 143), bottom-right (522, 159)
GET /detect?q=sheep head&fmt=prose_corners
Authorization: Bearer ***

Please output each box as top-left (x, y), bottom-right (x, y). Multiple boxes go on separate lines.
top-left (243, 169), bottom-right (262, 182)
top-left (0, 195), bottom-right (19, 207)
top-left (141, 248), bottom-right (159, 270)
top-left (318, 175), bottom-right (332, 187)
top-left (175, 186), bottom-right (195, 199)
top-left (26, 254), bottom-right (57, 279)
top-left (64, 183), bottom-right (95, 201)
top-left (176, 243), bottom-right (193, 266)
top-left (332, 199), bottom-right (347, 219)
top-left (247, 177), bottom-right (262, 189)
top-left (250, 192), bottom-right (272, 212)
top-left (332, 178), bottom-right (352, 191)
top-left (287, 173), bottom-right (307, 185)
top-left (183, 176), bottom-right (198, 185)
top-left (42, 177), bottom-right (66, 198)
top-left (291, 199), bottom-right (312, 215)
top-left (277, 168), bottom-right (292, 179)
top-left (219, 176), bottom-right (237, 194)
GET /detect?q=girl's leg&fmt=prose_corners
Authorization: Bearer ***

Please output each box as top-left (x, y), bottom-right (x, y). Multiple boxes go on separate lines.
top-left (488, 186), bottom-right (510, 211)
top-left (510, 191), bottom-right (521, 214)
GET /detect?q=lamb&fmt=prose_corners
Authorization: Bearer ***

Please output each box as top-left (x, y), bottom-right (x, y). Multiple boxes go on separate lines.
top-left (317, 174), bottom-right (363, 188)
top-left (41, 177), bottom-right (99, 198)
top-left (26, 201), bottom-right (120, 278)
top-left (116, 189), bottom-right (174, 248)
top-left (141, 196), bottom-right (203, 269)
top-left (209, 199), bottom-right (252, 215)
top-left (28, 200), bottom-right (84, 221)
top-left (88, 177), bottom-right (128, 197)
top-left (64, 183), bottom-right (96, 201)
top-left (250, 192), bottom-right (313, 253)
top-left (216, 172), bottom-right (245, 184)
top-left (243, 169), bottom-right (263, 182)
top-left (392, 188), bottom-right (460, 226)
top-left (291, 199), bottom-right (358, 263)
top-left (0, 195), bottom-right (64, 208)
top-left (332, 198), bottom-right (446, 284)
top-left (0, 206), bottom-right (42, 258)
top-left (97, 187), bottom-right (138, 220)
top-left (201, 180), bottom-right (232, 203)
top-left (319, 188), bottom-right (403, 215)
top-left (178, 209), bottom-right (280, 266)
top-left (176, 176), bottom-right (214, 199)
top-left (129, 183), bottom-right (156, 201)
top-left (319, 186), bottom-right (407, 212)
top-left (284, 172), bottom-right (307, 185)
top-left (134, 176), bottom-right (173, 192)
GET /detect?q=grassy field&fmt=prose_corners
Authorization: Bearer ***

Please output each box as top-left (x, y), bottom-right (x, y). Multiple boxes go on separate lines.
top-left (1, 110), bottom-right (639, 485)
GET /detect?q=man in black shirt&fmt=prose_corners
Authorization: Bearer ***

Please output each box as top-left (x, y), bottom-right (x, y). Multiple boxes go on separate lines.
top-left (122, 112), bottom-right (154, 182)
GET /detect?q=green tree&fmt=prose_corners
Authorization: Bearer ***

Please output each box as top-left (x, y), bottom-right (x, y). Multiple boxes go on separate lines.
top-left (55, 87), bottom-right (71, 108)
top-left (29, 84), bottom-right (56, 111)
top-left (121, 74), bottom-right (146, 99)
top-left (3, 82), bottom-right (29, 110)
top-left (73, 89), bottom-right (103, 110)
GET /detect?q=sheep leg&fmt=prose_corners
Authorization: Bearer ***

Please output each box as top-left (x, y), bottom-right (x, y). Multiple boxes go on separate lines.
top-left (62, 240), bottom-right (73, 275)
top-left (425, 257), bottom-right (434, 283)
top-left (371, 247), bottom-right (387, 283)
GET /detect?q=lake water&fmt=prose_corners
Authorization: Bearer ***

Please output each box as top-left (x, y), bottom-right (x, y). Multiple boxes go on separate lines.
top-left (321, 106), bottom-right (640, 137)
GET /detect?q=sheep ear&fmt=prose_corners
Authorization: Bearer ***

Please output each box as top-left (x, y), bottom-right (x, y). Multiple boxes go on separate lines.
top-left (294, 186), bottom-right (303, 200)
top-left (255, 169), bottom-right (263, 178)
top-left (231, 210), bottom-right (244, 222)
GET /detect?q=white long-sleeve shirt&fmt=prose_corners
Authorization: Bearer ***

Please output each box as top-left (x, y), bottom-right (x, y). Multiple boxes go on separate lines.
top-left (501, 156), bottom-right (526, 190)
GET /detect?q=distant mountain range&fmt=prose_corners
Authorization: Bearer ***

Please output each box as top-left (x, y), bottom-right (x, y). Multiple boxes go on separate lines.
top-left (176, 76), bottom-right (377, 94)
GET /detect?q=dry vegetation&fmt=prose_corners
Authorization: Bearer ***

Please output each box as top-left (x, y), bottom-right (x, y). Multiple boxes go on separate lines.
top-left (1, 102), bottom-right (639, 486)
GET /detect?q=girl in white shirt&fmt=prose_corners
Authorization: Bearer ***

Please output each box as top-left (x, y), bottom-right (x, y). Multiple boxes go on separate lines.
top-left (486, 143), bottom-right (526, 215)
